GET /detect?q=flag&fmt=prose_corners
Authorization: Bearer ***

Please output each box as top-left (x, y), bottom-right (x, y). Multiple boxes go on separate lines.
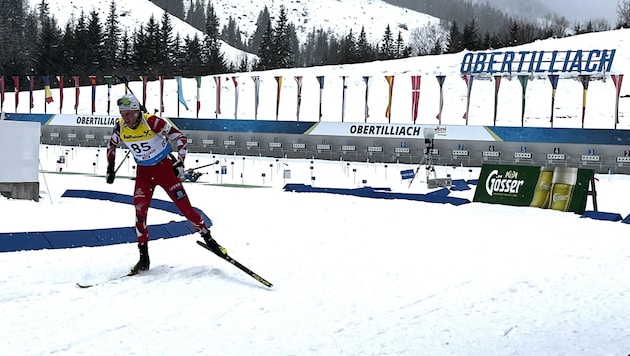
top-left (294, 76), bottom-right (303, 121)
top-left (518, 75), bottom-right (530, 127)
top-left (73, 76), bottom-right (80, 114)
top-left (548, 74), bottom-right (559, 127)
top-left (316, 76), bottom-right (325, 121)
top-left (12, 76), bottom-right (19, 112)
top-left (411, 75), bottom-right (421, 124)
top-left (43, 76), bottom-right (53, 104)
top-left (57, 76), bottom-right (64, 113)
top-left (252, 76), bottom-right (260, 120)
top-left (341, 76), bottom-right (348, 122)
top-left (612, 74), bottom-right (624, 128)
top-left (275, 76), bottom-right (283, 120)
top-left (0, 76), bottom-right (4, 112)
top-left (195, 76), bottom-right (201, 118)
top-left (175, 76), bottom-right (189, 115)
top-left (213, 76), bottom-right (221, 117)
top-left (140, 75), bottom-right (148, 109)
top-left (231, 76), bottom-right (239, 119)
top-left (89, 75), bottom-right (97, 114)
top-left (578, 75), bottom-right (590, 128)
top-left (384, 75), bottom-right (395, 122)
top-left (493, 75), bottom-right (502, 126)
top-left (462, 74), bottom-right (474, 124)
top-left (363, 76), bottom-right (370, 122)
top-left (104, 76), bottom-right (113, 115)
top-left (28, 76), bottom-right (35, 112)
top-left (159, 75), bottom-right (165, 115)
top-left (435, 75), bottom-right (446, 124)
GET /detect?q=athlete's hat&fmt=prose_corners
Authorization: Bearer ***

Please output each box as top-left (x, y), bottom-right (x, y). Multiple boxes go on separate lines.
top-left (117, 94), bottom-right (140, 111)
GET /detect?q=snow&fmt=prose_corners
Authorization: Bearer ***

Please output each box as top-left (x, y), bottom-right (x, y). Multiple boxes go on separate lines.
top-left (2, 144), bottom-right (630, 354)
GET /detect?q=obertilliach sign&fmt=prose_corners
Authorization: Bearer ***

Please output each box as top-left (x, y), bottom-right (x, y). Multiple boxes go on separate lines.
top-left (460, 49), bottom-right (615, 75)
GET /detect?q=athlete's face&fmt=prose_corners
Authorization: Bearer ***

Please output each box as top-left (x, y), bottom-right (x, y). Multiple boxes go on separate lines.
top-left (121, 110), bottom-right (140, 127)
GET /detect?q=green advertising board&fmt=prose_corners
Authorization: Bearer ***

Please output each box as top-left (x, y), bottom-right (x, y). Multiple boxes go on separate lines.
top-left (473, 164), bottom-right (593, 214)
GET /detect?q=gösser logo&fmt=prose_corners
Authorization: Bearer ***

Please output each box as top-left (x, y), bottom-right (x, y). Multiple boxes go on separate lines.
top-left (485, 169), bottom-right (525, 196)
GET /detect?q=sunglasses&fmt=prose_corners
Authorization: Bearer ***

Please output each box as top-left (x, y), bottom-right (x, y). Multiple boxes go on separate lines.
top-left (117, 97), bottom-right (133, 106)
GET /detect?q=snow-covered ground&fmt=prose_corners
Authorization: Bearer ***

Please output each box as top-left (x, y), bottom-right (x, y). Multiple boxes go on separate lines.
top-left (1, 144), bottom-right (630, 355)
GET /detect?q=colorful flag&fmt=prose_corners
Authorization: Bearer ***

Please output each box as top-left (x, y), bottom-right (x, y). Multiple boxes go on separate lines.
top-left (57, 76), bottom-right (64, 113)
top-left (252, 76), bottom-right (260, 120)
top-left (462, 74), bottom-right (474, 124)
top-left (43, 76), bottom-right (54, 104)
top-left (89, 75), bottom-right (97, 114)
top-left (612, 74), bottom-right (624, 128)
top-left (195, 76), bottom-right (201, 118)
top-left (493, 75), bottom-right (502, 126)
top-left (316, 76), bottom-right (325, 121)
top-left (73, 76), bottom-right (80, 114)
top-left (232, 76), bottom-right (239, 119)
top-left (159, 75), bottom-right (165, 115)
top-left (28, 76), bottom-right (35, 112)
top-left (578, 75), bottom-right (590, 128)
top-left (294, 76), bottom-right (303, 121)
top-left (411, 75), bottom-right (421, 124)
top-left (12, 76), bottom-right (19, 112)
top-left (435, 75), bottom-right (446, 124)
top-left (175, 76), bottom-right (189, 115)
top-left (0, 76), bottom-right (4, 112)
top-left (275, 76), bottom-right (283, 120)
top-left (104, 76), bottom-right (113, 115)
top-left (384, 75), bottom-right (395, 122)
top-left (213, 76), bottom-right (221, 118)
top-left (363, 76), bottom-right (370, 122)
top-left (341, 76), bottom-right (348, 122)
top-left (518, 75), bottom-right (530, 127)
top-left (548, 74), bottom-right (559, 127)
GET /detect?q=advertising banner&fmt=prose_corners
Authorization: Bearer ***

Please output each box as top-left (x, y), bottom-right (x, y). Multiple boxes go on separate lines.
top-left (473, 163), bottom-right (592, 213)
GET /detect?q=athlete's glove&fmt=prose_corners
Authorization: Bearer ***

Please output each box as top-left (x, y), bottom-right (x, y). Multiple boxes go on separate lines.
top-left (106, 163), bottom-right (115, 184)
top-left (173, 159), bottom-right (185, 181)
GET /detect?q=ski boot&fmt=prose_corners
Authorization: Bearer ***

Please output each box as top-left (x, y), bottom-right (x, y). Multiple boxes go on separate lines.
top-left (202, 231), bottom-right (227, 256)
top-left (128, 242), bottom-right (150, 276)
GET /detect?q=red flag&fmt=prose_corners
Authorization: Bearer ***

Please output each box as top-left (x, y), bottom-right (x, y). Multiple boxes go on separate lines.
top-left (411, 75), bottom-right (421, 123)
top-left (73, 76), bottom-right (80, 114)
top-left (89, 76), bottom-right (97, 114)
top-left (58, 76), bottom-right (64, 113)
top-left (13, 76), bottom-right (20, 111)
top-left (140, 75), bottom-right (148, 108)
top-left (612, 74), bottom-right (624, 127)
top-left (29, 76), bottom-right (35, 110)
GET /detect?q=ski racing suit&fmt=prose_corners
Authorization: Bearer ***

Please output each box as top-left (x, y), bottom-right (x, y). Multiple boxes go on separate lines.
top-left (106, 113), bottom-right (209, 244)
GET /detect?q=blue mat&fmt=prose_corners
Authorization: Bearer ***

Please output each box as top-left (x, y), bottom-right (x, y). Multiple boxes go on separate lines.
top-left (0, 190), bottom-right (211, 252)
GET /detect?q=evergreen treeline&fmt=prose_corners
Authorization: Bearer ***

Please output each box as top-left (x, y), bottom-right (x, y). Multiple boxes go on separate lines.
top-left (0, 0), bottom-right (229, 90)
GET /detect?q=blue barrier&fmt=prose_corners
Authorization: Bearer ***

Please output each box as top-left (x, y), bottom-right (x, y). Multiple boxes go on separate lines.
top-left (0, 190), bottom-right (212, 252)
top-left (283, 184), bottom-right (470, 206)
top-left (580, 211), bottom-right (624, 222)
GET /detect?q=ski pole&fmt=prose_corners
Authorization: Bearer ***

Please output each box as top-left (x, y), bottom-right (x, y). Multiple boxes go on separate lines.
top-left (114, 150), bottom-right (131, 174)
top-left (189, 160), bottom-right (220, 171)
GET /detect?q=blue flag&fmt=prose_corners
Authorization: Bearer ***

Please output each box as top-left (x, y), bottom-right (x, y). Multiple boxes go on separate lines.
top-left (175, 76), bottom-right (189, 110)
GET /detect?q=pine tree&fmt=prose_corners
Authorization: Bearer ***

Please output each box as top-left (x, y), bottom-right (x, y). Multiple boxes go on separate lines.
top-left (271, 5), bottom-right (293, 69)
top-left (34, 14), bottom-right (63, 75)
top-left (103, 0), bottom-right (121, 71)
top-left (204, 0), bottom-right (226, 74)
top-left (0, 0), bottom-right (27, 76)
top-left (356, 26), bottom-right (373, 63)
top-left (378, 25), bottom-right (394, 60)
top-left (87, 10), bottom-right (105, 73)
top-left (159, 10), bottom-right (175, 75)
top-left (248, 6), bottom-right (270, 53)
top-left (446, 21), bottom-right (462, 53)
top-left (256, 20), bottom-right (274, 70)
